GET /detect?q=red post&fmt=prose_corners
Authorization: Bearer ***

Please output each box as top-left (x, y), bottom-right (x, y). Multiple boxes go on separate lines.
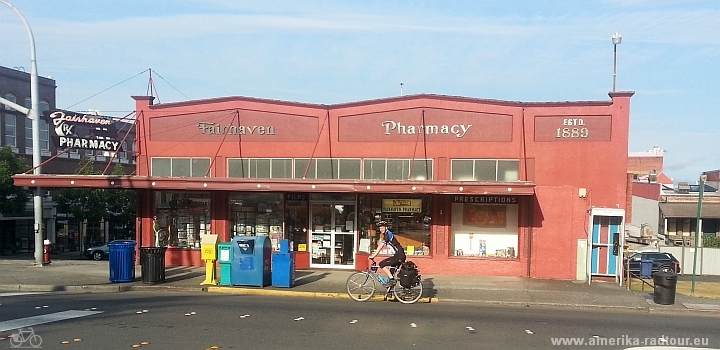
top-left (43, 239), bottom-right (51, 265)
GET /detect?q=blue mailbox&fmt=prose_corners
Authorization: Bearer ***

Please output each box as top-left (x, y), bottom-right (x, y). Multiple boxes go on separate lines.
top-left (231, 235), bottom-right (271, 287)
top-left (272, 240), bottom-right (295, 288)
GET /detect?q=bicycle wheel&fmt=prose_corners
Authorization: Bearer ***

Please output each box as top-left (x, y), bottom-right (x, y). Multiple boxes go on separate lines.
top-left (346, 272), bottom-right (376, 302)
top-left (9, 335), bottom-right (22, 347)
top-left (29, 334), bottom-right (42, 347)
top-left (393, 278), bottom-right (424, 304)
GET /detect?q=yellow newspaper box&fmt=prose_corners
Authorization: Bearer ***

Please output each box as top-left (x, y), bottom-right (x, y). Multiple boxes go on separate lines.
top-left (200, 234), bottom-right (219, 285)
top-left (201, 234), bottom-right (219, 260)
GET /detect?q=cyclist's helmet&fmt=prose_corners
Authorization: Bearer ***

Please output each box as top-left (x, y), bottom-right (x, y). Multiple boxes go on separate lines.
top-left (376, 220), bottom-right (388, 227)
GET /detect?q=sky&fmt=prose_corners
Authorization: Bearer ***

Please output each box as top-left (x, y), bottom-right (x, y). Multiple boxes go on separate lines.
top-left (1, 0), bottom-right (719, 184)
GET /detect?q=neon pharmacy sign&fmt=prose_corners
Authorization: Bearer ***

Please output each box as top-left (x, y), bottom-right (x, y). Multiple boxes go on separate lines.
top-left (47, 110), bottom-right (122, 151)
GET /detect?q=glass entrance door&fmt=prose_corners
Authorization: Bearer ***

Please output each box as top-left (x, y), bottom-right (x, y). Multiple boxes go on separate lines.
top-left (310, 202), bottom-right (356, 269)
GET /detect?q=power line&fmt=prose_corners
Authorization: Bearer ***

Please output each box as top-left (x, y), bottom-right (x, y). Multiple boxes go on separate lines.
top-left (153, 70), bottom-right (191, 100)
top-left (64, 69), bottom-right (150, 109)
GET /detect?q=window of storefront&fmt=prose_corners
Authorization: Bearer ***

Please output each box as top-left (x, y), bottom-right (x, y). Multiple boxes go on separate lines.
top-left (451, 159), bottom-right (519, 181)
top-left (358, 194), bottom-right (431, 256)
top-left (294, 158), bottom-right (361, 179)
top-left (228, 158), bottom-right (292, 178)
top-left (363, 159), bottom-right (433, 181)
top-left (151, 157), bottom-right (211, 177)
top-left (154, 191), bottom-right (211, 249)
top-left (450, 197), bottom-right (519, 258)
top-left (230, 193), bottom-right (284, 250)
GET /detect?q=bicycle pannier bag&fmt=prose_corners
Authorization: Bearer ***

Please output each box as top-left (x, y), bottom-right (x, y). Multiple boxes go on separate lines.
top-left (398, 261), bottom-right (419, 288)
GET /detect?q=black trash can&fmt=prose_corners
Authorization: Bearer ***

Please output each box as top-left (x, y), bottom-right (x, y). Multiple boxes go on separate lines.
top-left (139, 247), bottom-right (167, 284)
top-left (652, 271), bottom-right (678, 305)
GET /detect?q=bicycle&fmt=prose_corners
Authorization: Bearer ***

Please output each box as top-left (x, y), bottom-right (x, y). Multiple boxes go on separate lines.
top-left (345, 258), bottom-right (423, 304)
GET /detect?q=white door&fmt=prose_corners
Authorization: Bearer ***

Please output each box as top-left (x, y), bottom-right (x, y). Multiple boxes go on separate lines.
top-left (309, 202), bottom-right (356, 269)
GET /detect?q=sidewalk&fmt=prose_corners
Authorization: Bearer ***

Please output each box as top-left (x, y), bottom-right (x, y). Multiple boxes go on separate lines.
top-left (1, 254), bottom-right (720, 315)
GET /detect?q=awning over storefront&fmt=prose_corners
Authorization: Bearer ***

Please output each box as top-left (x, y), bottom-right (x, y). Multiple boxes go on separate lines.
top-left (659, 202), bottom-right (720, 219)
top-left (12, 174), bottom-right (535, 196)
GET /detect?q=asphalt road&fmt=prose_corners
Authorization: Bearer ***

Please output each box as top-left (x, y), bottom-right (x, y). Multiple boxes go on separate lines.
top-left (1, 291), bottom-right (719, 350)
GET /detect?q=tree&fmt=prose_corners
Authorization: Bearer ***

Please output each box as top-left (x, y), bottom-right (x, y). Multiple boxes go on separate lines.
top-left (57, 156), bottom-right (107, 224)
top-left (0, 146), bottom-right (30, 252)
top-left (105, 163), bottom-right (136, 240)
top-left (57, 157), bottom-right (136, 244)
top-left (703, 236), bottom-right (720, 248)
top-left (0, 146), bottom-right (29, 215)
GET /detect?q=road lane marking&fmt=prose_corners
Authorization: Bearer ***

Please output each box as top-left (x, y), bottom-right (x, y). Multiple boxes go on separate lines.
top-left (0, 310), bottom-right (103, 332)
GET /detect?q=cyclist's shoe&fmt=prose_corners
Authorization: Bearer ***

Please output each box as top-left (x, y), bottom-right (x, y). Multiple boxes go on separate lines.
top-left (388, 278), bottom-right (397, 286)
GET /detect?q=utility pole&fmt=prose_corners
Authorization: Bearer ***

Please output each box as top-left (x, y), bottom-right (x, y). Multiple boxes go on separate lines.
top-left (0, 0), bottom-right (44, 265)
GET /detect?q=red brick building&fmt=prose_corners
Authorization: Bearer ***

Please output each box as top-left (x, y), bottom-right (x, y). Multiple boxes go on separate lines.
top-left (15, 92), bottom-right (634, 279)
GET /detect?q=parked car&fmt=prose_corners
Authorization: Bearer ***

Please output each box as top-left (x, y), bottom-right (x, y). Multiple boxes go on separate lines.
top-left (624, 251), bottom-right (681, 276)
top-left (83, 243), bottom-right (110, 261)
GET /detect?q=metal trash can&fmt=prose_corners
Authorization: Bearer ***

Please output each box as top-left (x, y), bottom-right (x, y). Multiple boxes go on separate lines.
top-left (640, 259), bottom-right (653, 278)
top-left (139, 246), bottom-right (167, 284)
top-left (652, 271), bottom-right (678, 305)
top-left (108, 240), bottom-right (137, 283)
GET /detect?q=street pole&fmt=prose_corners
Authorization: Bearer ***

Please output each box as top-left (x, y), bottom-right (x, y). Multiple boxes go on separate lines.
top-left (692, 174), bottom-right (706, 295)
top-left (612, 32), bottom-right (622, 92)
top-left (0, 0), bottom-right (43, 266)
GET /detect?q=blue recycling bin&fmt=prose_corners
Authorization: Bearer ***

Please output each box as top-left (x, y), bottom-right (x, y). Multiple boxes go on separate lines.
top-left (640, 259), bottom-right (653, 278)
top-left (218, 242), bottom-right (233, 286)
top-left (108, 240), bottom-right (137, 283)
top-left (272, 240), bottom-right (295, 288)
top-left (230, 236), bottom-right (271, 287)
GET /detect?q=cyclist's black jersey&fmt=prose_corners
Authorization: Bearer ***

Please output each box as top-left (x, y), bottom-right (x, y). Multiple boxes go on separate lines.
top-left (383, 230), bottom-right (404, 256)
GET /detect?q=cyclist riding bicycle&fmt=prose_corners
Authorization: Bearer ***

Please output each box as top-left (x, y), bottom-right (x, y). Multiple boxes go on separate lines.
top-left (369, 220), bottom-right (405, 285)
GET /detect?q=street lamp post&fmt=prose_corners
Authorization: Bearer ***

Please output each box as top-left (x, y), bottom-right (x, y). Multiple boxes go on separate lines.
top-left (612, 32), bottom-right (622, 92)
top-left (0, 0), bottom-right (44, 266)
top-left (692, 174), bottom-right (707, 295)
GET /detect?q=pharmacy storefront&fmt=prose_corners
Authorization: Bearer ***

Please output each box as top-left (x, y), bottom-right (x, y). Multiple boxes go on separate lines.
top-left (14, 91), bottom-right (633, 279)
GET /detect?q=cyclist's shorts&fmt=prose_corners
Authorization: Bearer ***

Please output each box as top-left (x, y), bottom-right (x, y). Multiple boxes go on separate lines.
top-left (379, 253), bottom-right (406, 268)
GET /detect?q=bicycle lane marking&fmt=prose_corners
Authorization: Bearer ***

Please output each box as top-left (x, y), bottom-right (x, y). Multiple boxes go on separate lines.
top-left (0, 310), bottom-right (103, 332)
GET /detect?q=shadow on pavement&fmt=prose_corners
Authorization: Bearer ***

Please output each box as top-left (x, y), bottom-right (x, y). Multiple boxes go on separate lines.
top-left (294, 272), bottom-right (330, 286)
top-left (163, 266), bottom-right (204, 283)
top-left (423, 277), bottom-right (437, 299)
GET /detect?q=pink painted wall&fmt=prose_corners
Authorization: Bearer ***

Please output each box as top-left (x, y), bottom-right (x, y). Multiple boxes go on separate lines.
top-left (132, 92), bottom-right (632, 278)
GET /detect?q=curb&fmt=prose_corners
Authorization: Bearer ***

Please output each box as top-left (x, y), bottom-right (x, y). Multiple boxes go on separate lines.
top-left (205, 286), bottom-right (437, 303)
top-left (206, 287), bottom-right (438, 303)
top-left (0, 284), bottom-right (204, 294)
top-left (434, 298), bottom-right (650, 311)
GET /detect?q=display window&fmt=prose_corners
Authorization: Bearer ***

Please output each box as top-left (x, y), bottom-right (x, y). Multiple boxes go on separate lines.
top-left (358, 194), bottom-right (431, 256)
top-left (450, 198), bottom-right (518, 258)
top-left (230, 193), bottom-right (284, 250)
top-left (154, 191), bottom-right (211, 249)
